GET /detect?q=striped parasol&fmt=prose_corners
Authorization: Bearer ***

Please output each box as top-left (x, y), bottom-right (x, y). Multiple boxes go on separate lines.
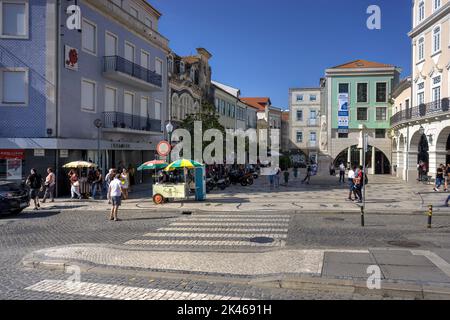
top-left (62, 161), bottom-right (97, 169)
top-left (137, 160), bottom-right (168, 171)
top-left (164, 159), bottom-right (203, 171)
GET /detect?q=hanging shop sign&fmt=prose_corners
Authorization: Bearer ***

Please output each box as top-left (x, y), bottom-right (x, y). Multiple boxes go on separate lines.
top-left (0, 149), bottom-right (25, 159)
top-left (66, 4), bottom-right (82, 31)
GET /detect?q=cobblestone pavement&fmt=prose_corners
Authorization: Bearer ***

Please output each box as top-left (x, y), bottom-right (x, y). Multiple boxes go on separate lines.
top-left (1, 209), bottom-right (400, 300)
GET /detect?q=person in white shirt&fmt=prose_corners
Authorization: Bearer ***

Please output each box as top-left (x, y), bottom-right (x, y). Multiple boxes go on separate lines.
top-left (108, 175), bottom-right (122, 222)
top-left (42, 168), bottom-right (56, 203)
top-left (339, 162), bottom-right (346, 184)
top-left (347, 167), bottom-right (356, 201)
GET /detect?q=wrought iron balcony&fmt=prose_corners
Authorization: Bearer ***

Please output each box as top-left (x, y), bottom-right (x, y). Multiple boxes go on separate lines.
top-left (307, 118), bottom-right (319, 127)
top-left (391, 98), bottom-right (450, 126)
top-left (103, 112), bottom-right (161, 133)
top-left (103, 56), bottom-right (162, 90)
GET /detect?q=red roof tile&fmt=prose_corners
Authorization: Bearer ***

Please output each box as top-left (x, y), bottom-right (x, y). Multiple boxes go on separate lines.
top-left (331, 59), bottom-right (394, 69)
top-left (240, 97), bottom-right (271, 112)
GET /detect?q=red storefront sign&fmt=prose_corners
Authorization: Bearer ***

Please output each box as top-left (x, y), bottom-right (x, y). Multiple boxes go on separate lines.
top-left (0, 149), bottom-right (25, 159)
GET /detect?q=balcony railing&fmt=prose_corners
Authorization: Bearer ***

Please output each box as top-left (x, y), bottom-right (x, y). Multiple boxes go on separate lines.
top-left (391, 98), bottom-right (450, 126)
top-left (103, 112), bottom-right (161, 133)
top-left (103, 56), bottom-right (162, 88)
top-left (308, 141), bottom-right (318, 148)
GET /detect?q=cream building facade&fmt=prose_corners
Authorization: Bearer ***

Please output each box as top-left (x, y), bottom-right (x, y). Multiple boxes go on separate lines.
top-left (391, 0), bottom-right (450, 182)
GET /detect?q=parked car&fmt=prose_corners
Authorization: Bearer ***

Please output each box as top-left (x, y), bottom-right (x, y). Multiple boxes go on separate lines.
top-left (0, 181), bottom-right (30, 215)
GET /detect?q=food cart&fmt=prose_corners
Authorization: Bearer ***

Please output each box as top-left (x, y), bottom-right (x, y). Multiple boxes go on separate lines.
top-left (152, 159), bottom-right (206, 205)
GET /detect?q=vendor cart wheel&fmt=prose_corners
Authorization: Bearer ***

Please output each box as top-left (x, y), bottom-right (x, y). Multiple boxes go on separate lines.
top-left (153, 194), bottom-right (165, 205)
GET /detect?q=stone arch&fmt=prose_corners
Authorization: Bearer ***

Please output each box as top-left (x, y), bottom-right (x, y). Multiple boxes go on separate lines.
top-left (435, 126), bottom-right (450, 165)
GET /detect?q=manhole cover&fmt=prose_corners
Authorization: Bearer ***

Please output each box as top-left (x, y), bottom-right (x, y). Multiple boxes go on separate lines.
top-left (324, 217), bottom-right (345, 222)
top-left (250, 237), bottom-right (275, 244)
top-left (387, 240), bottom-right (421, 248)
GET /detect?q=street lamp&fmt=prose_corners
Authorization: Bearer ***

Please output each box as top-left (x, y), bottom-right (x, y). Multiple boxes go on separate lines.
top-left (166, 121), bottom-right (174, 163)
top-left (419, 125), bottom-right (425, 136)
top-left (94, 119), bottom-right (103, 170)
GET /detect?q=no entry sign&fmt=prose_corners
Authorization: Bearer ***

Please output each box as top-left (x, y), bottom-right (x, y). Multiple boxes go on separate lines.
top-left (156, 141), bottom-right (171, 157)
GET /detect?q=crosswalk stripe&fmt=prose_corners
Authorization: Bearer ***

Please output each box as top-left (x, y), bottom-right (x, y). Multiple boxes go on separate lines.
top-left (170, 222), bottom-right (289, 227)
top-left (143, 233), bottom-right (288, 239)
top-left (189, 215), bottom-right (290, 219)
top-left (178, 218), bottom-right (290, 223)
top-left (157, 227), bottom-right (289, 233)
top-left (25, 280), bottom-right (244, 300)
top-left (125, 239), bottom-right (286, 247)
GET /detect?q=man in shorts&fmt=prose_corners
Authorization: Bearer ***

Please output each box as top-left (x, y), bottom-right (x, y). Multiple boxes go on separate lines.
top-left (108, 174), bottom-right (122, 222)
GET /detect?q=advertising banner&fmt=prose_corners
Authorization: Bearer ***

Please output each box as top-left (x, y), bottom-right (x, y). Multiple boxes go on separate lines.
top-left (6, 159), bottom-right (22, 180)
top-left (338, 93), bottom-right (349, 133)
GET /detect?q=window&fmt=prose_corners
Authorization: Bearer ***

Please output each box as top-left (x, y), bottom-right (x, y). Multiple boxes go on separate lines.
top-left (155, 58), bottom-right (163, 75)
top-left (310, 94), bottom-right (317, 101)
top-left (1, 1), bottom-right (28, 38)
top-left (310, 132), bottom-right (317, 142)
top-left (376, 107), bottom-right (387, 121)
top-left (434, 0), bottom-right (441, 11)
top-left (180, 61), bottom-right (185, 74)
top-left (433, 26), bottom-right (441, 53)
top-left (105, 32), bottom-right (118, 56)
top-left (1, 69), bottom-right (27, 105)
top-left (145, 17), bottom-right (153, 29)
top-left (141, 50), bottom-right (150, 70)
top-left (406, 99), bottom-right (410, 109)
top-left (357, 108), bottom-right (368, 121)
top-left (418, 37), bottom-right (425, 61)
top-left (418, 92), bottom-right (425, 105)
top-left (296, 131), bottom-right (303, 143)
top-left (432, 86), bottom-right (441, 102)
top-left (418, 1), bottom-right (425, 22)
top-left (339, 83), bottom-right (349, 94)
top-left (129, 6), bottom-right (138, 18)
top-left (375, 129), bottom-right (386, 139)
top-left (104, 86), bottom-right (117, 112)
top-left (376, 83), bottom-right (387, 103)
top-left (124, 42), bottom-right (135, 62)
top-left (357, 83), bottom-right (368, 103)
top-left (168, 56), bottom-right (174, 73)
top-left (296, 110), bottom-right (303, 121)
top-left (155, 101), bottom-right (162, 120)
top-left (81, 79), bottom-right (96, 112)
top-left (82, 19), bottom-right (97, 55)
top-left (310, 110), bottom-right (317, 120)
top-left (296, 94), bottom-right (304, 102)
top-left (140, 97), bottom-right (149, 118)
top-left (124, 92), bottom-right (134, 115)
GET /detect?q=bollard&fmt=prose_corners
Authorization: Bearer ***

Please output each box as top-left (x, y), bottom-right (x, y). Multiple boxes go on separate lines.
top-left (427, 205), bottom-right (433, 229)
top-left (361, 206), bottom-right (365, 227)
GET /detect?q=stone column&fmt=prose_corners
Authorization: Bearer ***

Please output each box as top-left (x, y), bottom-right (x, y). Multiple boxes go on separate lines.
top-left (347, 147), bottom-right (351, 166)
top-left (370, 146), bottom-right (376, 175)
top-left (406, 151), bottom-right (419, 183)
top-left (359, 148), bottom-right (363, 167)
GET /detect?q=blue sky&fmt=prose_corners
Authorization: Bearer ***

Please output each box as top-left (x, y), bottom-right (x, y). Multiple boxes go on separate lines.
top-left (150, 0), bottom-right (412, 109)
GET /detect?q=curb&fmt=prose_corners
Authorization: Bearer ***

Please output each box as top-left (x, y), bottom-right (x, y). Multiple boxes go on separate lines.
top-left (22, 255), bottom-right (450, 300)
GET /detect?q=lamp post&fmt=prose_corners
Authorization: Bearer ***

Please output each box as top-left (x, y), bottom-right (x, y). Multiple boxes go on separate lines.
top-left (166, 121), bottom-right (174, 163)
top-left (94, 119), bottom-right (103, 170)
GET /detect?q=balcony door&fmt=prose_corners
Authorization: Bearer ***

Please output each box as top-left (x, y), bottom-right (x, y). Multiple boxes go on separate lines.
top-left (124, 92), bottom-right (134, 115)
top-left (105, 32), bottom-right (117, 57)
top-left (104, 86), bottom-right (117, 112)
top-left (125, 42), bottom-right (135, 63)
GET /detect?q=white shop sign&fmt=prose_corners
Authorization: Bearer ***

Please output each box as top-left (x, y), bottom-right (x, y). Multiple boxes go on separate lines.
top-left (34, 149), bottom-right (45, 157)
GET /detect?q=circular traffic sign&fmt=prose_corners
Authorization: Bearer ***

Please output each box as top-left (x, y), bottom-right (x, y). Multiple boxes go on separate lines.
top-left (157, 141), bottom-right (171, 157)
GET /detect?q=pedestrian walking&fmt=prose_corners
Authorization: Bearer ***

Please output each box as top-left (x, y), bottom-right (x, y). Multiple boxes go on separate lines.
top-left (42, 167), bottom-right (56, 203)
top-left (293, 166), bottom-right (299, 179)
top-left (26, 169), bottom-right (42, 210)
top-left (91, 169), bottom-right (103, 199)
top-left (108, 174), bottom-right (122, 222)
top-left (329, 162), bottom-right (335, 176)
top-left (347, 166), bottom-right (356, 201)
top-left (274, 166), bottom-right (281, 188)
top-left (68, 170), bottom-right (82, 199)
top-left (104, 169), bottom-right (115, 203)
top-left (339, 162), bottom-right (346, 184)
top-left (445, 163), bottom-right (450, 192)
top-left (302, 163), bottom-right (312, 185)
top-left (120, 168), bottom-right (130, 200)
top-left (434, 164), bottom-right (445, 192)
top-left (283, 169), bottom-right (290, 186)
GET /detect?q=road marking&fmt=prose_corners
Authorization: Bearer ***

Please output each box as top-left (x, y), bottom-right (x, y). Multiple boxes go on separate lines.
top-left (187, 215), bottom-right (291, 219)
top-left (178, 219), bottom-right (290, 223)
top-left (157, 227), bottom-right (289, 233)
top-left (411, 250), bottom-right (450, 278)
top-left (170, 222), bottom-right (289, 227)
top-left (25, 280), bottom-right (244, 300)
top-left (143, 232), bottom-right (288, 239)
top-left (125, 239), bottom-right (286, 247)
